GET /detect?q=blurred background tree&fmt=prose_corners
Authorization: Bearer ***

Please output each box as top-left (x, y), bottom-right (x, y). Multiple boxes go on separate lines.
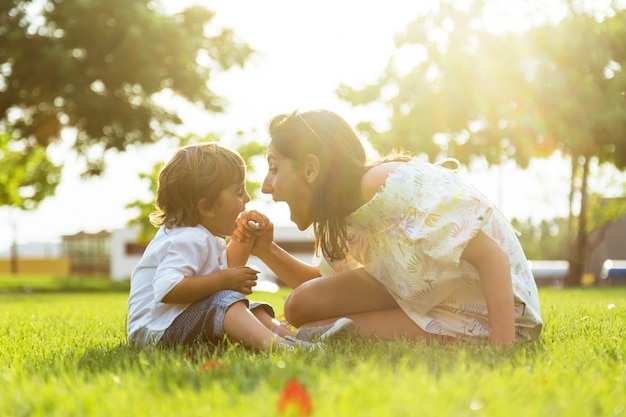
top-left (524, 7), bottom-right (626, 285)
top-left (0, 130), bottom-right (61, 210)
top-left (0, 0), bottom-right (253, 175)
top-left (0, 0), bottom-right (258, 268)
top-left (338, 0), bottom-right (626, 286)
top-left (511, 217), bottom-right (569, 261)
top-left (0, 128), bottom-right (61, 272)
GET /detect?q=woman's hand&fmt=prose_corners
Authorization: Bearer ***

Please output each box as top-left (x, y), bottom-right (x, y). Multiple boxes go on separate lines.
top-left (232, 210), bottom-right (271, 243)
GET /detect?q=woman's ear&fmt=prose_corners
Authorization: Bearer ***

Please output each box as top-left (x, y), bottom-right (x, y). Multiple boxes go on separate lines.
top-left (303, 154), bottom-right (320, 184)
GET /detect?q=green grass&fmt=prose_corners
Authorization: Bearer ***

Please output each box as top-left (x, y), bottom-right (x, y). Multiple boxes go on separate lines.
top-left (1, 280), bottom-right (625, 417)
top-left (0, 273), bottom-right (130, 293)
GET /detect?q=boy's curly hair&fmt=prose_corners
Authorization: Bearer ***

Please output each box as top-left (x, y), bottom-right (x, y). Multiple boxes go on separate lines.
top-left (150, 142), bottom-right (246, 229)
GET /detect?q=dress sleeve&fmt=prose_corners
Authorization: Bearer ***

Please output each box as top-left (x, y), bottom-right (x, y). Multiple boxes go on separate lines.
top-left (401, 170), bottom-right (494, 267)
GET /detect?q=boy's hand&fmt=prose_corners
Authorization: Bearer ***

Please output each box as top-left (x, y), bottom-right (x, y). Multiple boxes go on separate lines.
top-left (222, 266), bottom-right (259, 295)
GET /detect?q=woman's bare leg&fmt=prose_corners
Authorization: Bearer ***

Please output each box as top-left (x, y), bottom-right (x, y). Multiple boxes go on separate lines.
top-left (284, 268), bottom-right (448, 342)
top-left (222, 301), bottom-right (288, 350)
top-left (330, 309), bottom-right (432, 340)
top-left (284, 267), bottom-right (398, 327)
top-left (301, 309), bottom-right (449, 342)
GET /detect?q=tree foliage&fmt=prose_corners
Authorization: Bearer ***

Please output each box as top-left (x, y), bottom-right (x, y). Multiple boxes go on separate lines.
top-left (338, 0), bottom-right (554, 168)
top-left (338, 0), bottom-right (626, 286)
top-left (511, 217), bottom-right (569, 261)
top-left (0, 129), bottom-right (61, 209)
top-left (522, 6), bottom-right (626, 285)
top-left (0, 0), bottom-right (253, 175)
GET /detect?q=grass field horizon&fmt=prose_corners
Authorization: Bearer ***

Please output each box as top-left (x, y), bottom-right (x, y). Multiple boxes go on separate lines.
top-left (1, 276), bottom-right (624, 416)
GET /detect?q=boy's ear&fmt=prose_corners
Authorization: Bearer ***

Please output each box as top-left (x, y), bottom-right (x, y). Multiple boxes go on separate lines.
top-left (196, 198), bottom-right (215, 217)
top-left (303, 154), bottom-right (320, 184)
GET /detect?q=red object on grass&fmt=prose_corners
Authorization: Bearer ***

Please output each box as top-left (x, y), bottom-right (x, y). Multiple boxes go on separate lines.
top-left (277, 379), bottom-right (313, 416)
top-left (198, 360), bottom-right (228, 372)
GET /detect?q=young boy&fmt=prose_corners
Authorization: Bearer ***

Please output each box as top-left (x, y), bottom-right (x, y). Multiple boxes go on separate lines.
top-left (127, 142), bottom-right (307, 351)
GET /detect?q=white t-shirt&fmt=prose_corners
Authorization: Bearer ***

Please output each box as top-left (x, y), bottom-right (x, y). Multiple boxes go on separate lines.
top-left (319, 158), bottom-right (542, 342)
top-left (127, 225), bottom-right (228, 345)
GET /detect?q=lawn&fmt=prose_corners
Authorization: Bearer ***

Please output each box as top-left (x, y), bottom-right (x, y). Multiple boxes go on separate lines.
top-left (1, 277), bottom-right (624, 417)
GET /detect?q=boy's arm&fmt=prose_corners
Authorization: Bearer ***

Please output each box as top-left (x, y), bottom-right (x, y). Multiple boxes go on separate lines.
top-left (226, 235), bottom-right (255, 268)
top-left (162, 267), bottom-right (259, 303)
top-left (461, 230), bottom-right (515, 346)
top-left (253, 241), bottom-right (320, 288)
top-left (228, 210), bottom-right (272, 267)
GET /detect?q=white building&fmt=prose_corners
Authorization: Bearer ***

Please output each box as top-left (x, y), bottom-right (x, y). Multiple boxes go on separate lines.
top-left (109, 226), bottom-right (316, 283)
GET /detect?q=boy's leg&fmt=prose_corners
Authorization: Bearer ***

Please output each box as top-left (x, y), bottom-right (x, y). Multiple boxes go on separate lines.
top-left (251, 306), bottom-right (295, 338)
top-left (223, 301), bottom-right (291, 350)
top-left (161, 290), bottom-right (292, 350)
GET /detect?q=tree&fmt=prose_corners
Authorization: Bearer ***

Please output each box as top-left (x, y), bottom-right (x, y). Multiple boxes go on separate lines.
top-left (0, 129), bottom-right (62, 272)
top-left (338, 0), bottom-right (555, 168)
top-left (1, 0), bottom-right (254, 267)
top-left (522, 8), bottom-right (626, 285)
top-left (511, 217), bottom-right (569, 261)
top-left (337, 0), bottom-right (626, 286)
top-left (0, 0), bottom-right (253, 174)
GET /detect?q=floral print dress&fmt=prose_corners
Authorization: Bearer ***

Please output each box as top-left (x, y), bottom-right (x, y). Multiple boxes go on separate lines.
top-left (318, 158), bottom-right (543, 342)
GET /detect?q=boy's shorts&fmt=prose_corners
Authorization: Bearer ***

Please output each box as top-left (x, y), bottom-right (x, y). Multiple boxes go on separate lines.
top-left (159, 290), bottom-right (274, 348)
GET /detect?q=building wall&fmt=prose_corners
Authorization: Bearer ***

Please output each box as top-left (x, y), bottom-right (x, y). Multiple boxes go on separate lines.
top-left (110, 228), bottom-right (145, 281)
top-left (0, 257), bottom-right (71, 275)
top-left (62, 231), bottom-right (110, 275)
top-left (587, 216), bottom-right (626, 284)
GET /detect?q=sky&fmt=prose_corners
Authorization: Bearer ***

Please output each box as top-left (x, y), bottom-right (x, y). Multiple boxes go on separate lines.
top-left (1, 0), bottom-right (613, 254)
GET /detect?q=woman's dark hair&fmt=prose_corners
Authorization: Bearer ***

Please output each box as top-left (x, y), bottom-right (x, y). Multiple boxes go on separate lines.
top-left (268, 110), bottom-right (374, 261)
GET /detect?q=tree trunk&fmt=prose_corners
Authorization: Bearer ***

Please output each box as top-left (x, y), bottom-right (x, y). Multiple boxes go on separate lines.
top-left (566, 154), bottom-right (590, 287)
top-left (566, 154), bottom-right (578, 247)
top-left (10, 215), bottom-right (18, 275)
top-left (10, 239), bottom-right (18, 275)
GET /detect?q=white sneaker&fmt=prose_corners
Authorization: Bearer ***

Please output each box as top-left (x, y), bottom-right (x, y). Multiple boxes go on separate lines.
top-left (283, 336), bottom-right (323, 351)
top-left (295, 318), bottom-right (356, 342)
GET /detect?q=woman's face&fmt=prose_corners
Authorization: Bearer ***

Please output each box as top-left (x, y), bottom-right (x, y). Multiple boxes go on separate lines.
top-left (262, 146), bottom-right (315, 230)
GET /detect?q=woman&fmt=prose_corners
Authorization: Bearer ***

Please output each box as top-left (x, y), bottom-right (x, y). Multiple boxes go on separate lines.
top-left (236, 109), bottom-right (542, 346)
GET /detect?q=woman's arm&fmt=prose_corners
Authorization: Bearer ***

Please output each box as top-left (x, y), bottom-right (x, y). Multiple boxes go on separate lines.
top-left (461, 230), bottom-right (515, 346)
top-left (253, 241), bottom-right (321, 288)
top-left (232, 211), bottom-right (320, 288)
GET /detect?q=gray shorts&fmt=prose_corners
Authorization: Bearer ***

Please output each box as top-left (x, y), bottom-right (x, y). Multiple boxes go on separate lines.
top-left (159, 290), bottom-right (274, 348)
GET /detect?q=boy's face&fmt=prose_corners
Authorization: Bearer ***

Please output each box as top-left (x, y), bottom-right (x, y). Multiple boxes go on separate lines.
top-left (201, 182), bottom-right (250, 237)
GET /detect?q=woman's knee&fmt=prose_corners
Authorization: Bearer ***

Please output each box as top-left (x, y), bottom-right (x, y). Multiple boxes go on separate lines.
top-left (284, 286), bottom-right (313, 327)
